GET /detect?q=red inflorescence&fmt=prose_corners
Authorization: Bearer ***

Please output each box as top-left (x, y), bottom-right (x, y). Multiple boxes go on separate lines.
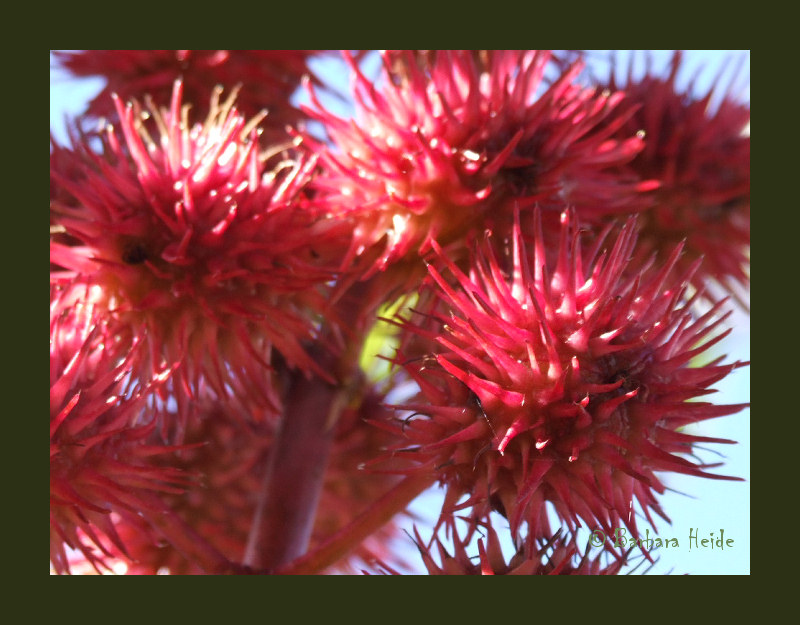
top-left (600, 51), bottom-right (750, 301)
top-left (49, 50), bottom-right (750, 576)
top-left (53, 50), bottom-right (321, 137)
top-left (409, 523), bottom-right (631, 575)
top-left (50, 281), bottom-right (188, 574)
top-left (384, 208), bottom-right (747, 555)
top-left (50, 82), bottom-right (347, 430)
top-left (305, 50), bottom-right (655, 283)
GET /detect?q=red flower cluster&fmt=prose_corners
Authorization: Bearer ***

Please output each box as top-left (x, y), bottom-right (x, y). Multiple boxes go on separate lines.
top-left (50, 50), bottom-right (749, 575)
top-left (599, 51), bottom-right (751, 301)
top-left (407, 525), bottom-right (631, 575)
top-left (383, 209), bottom-right (747, 556)
top-left (50, 281), bottom-right (188, 574)
top-left (304, 50), bottom-right (654, 283)
top-left (51, 81), bottom-right (346, 431)
top-left (53, 50), bottom-right (322, 139)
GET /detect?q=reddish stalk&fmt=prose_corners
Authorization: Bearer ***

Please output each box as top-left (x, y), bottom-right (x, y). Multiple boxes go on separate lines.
top-left (277, 472), bottom-right (434, 575)
top-left (243, 366), bottom-right (341, 570)
top-left (243, 278), bottom-right (399, 573)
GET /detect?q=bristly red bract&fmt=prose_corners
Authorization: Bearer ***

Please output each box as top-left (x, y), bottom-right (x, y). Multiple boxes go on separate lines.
top-left (600, 51), bottom-right (750, 303)
top-left (384, 209), bottom-right (748, 556)
top-left (408, 523), bottom-right (630, 575)
top-left (50, 82), bottom-right (347, 430)
top-left (50, 281), bottom-right (189, 574)
top-left (96, 400), bottom-right (275, 575)
top-left (53, 50), bottom-right (322, 139)
top-left (312, 389), bottom-right (410, 573)
top-left (304, 50), bottom-right (654, 284)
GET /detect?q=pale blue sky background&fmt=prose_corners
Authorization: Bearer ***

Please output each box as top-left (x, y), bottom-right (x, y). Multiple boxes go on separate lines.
top-left (50, 50), bottom-right (750, 575)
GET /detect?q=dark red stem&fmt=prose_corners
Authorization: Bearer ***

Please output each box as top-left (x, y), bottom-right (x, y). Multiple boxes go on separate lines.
top-left (242, 365), bottom-right (341, 570)
top-left (277, 473), bottom-right (434, 575)
top-left (242, 277), bottom-right (396, 572)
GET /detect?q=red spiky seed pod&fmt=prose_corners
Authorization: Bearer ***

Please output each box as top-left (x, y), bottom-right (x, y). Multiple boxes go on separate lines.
top-left (50, 136), bottom-right (89, 273)
top-left (600, 51), bottom-right (750, 302)
top-left (50, 281), bottom-right (190, 574)
top-left (305, 50), bottom-right (654, 282)
top-left (383, 50), bottom-right (583, 80)
top-left (53, 50), bottom-right (322, 138)
top-left (409, 524), bottom-right (630, 575)
top-left (50, 82), bottom-right (346, 429)
top-left (385, 209), bottom-right (748, 555)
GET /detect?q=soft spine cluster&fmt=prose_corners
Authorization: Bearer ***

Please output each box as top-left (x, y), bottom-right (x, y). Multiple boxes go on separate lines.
top-left (50, 50), bottom-right (750, 575)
